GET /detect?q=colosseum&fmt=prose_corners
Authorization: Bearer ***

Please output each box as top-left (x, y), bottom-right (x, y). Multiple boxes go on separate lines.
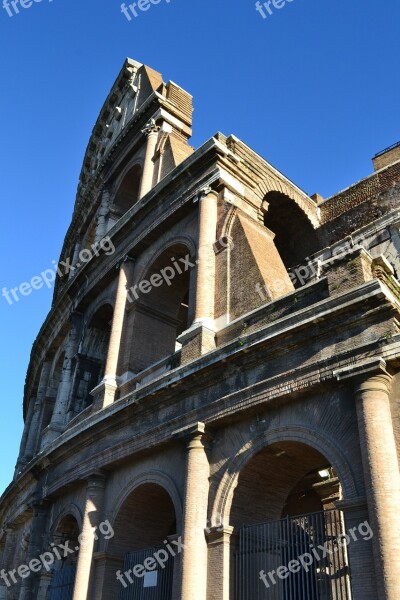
top-left (1, 58), bottom-right (400, 600)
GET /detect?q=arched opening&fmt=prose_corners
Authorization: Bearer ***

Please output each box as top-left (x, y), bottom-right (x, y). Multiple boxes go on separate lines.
top-left (231, 441), bottom-right (352, 600)
top-left (48, 514), bottom-right (80, 600)
top-left (264, 192), bottom-right (319, 273)
top-left (112, 164), bottom-right (142, 218)
top-left (105, 483), bottom-right (177, 600)
top-left (40, 352), bottom-right (65, 437)
top-left (79, 216), bottom-right (97, 256)
top-left (68, 304), bottom-right (113, 419)
top-left (0, 536), bottom-right (7, 598)
top-left (127, 244), bottom-right (192, 374)
top-left (0, 535), bottom-right (5, 568)
top-left (6, 528), bottom-right (31, 598)
top-left (0, 535), bottom-right (7, 597)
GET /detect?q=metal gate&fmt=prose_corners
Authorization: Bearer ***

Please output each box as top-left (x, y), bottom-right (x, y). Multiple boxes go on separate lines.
top-left (119, 545), bottom-right (174, 600)
top-left (47, 565), bottom-right (76, 600)
top-left (236, 509), bottom-right (352, 600)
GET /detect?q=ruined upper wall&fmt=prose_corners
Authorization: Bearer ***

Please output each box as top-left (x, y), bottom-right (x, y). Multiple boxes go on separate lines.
top-left (317, 160), bottom-right (400, 247)
top-left (373, 141), bottom-right (400, 171)
top-left (76, 59), bottom-right (193, 208)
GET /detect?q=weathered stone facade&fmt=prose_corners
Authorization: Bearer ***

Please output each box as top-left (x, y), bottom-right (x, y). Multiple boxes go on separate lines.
top-left (1, 59), bottom-right (400, 600)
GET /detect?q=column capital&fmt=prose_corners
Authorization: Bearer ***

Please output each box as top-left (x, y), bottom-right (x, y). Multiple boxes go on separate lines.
top-left (194, 186), bottom-right (219, 203)
top-left (205, 525), bottom-right (234, 545)
top-left (335, 496), bottom-right (368, 513)
top-left (172, 422), bottom-right (211, 449)
top-left (355, 374), bottom-right (392, 398)
top-left (141, 118), bottom-right (160, 136)
top-left (86, 470), bottom-right (107, 490)
top-left (115, 254), bottom-right (135, 271)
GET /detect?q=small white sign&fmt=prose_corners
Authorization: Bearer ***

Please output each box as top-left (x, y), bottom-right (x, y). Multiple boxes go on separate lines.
top-left (143, 571), bottom-right (158, 588)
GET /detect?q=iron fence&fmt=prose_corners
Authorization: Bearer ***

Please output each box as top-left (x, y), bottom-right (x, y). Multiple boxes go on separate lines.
top-left (47, 565), bottom-right (76, 600)
top-left (236, 509), bottom-right (352, 600)
top-left (119, 545), bottom-right (174, 600)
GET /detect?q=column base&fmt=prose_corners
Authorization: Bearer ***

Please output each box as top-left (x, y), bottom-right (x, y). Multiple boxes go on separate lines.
top-left (91, 379), bottom-right (118, 410)
top-left (40, 423), bottom-right (64, 448)
top-left (177, 323), bottom-right (216, 365)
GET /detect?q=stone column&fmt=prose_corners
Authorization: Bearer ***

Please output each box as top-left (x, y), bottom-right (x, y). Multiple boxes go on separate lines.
top-left (18, 501), bottom-right (52, 600)
top-left (354, 372), bottom-right (400, 600)
top-left (178, 188), bottom-right (218, 363)
top-left (175, 423), bottom-right (210, 600)
top-left (42, 312), bottom-right (82, 446)
top-left (72, 474), bottom-right (106, 600)
top-left (139, 120), bottom-right (159, 199)
top-left (96, 257), bottom-right (133, 408)
top-left (194, 187), bottom-right (218, 328)
top-left (95, 188), bottom-right (111, 242)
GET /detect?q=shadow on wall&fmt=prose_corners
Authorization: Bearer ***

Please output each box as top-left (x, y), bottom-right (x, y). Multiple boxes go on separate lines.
top-left (264, 192), bottom-right (319, 270)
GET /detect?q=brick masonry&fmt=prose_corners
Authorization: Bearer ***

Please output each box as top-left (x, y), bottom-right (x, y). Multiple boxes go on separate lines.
top-left (1, 60), bottom-right (400, 600)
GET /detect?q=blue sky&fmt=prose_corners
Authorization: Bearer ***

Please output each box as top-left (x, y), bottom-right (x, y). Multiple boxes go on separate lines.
top-left (0, 0), bottom-right (399, 495)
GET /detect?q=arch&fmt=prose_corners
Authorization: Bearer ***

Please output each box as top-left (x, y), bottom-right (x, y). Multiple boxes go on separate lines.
top-left (211, 426), bottom-right (359, 529)
top-left (81, 296), bottom-right (116, 331)
top-left (79, 211), bottom-right (98, 255)
top-left (112, 162), bottom-right (143, 217)
top-left (50, 504), bottom-right (83, 535)
top-left (103, 472), bottom-right (180, 600)
top-left (47, 511), bottom-right (80, 598)
top-left (50, 351), bottom-right (65, 388)
top-left (263, 191), bottom-right (320, 270)
top-left (133, 236), bottom-right (196, 287)
top-left (0, 534), bottom-right (5, 568)
top-left (40, 351), bottom-right (65, 433)
top-left (79, 303), bottom-right (113, 361)
top-left (108, 470), bottom-right (183, 539)
top-left (125, 242), bottom-right (194, 373)
top-left (49, 341), bottom-right (67, 384)
top-left (51, 513), bottom-right (80, 544)
top-left (219, 204), bottom-right (237, 242)
top-left (113, 159), bottom-right (143, 194)
top-left (256, 178), bottom-right (320, 228)
top-left (67, 303), bottom-right (113, 417)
